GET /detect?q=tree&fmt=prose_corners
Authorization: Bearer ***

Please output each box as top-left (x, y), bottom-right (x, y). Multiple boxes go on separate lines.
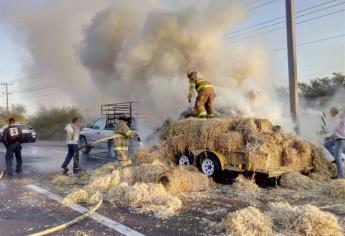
top-left (28, 106), bottom-right (82, 140)
top-left (298, 73), bottom-right (345, 99)
top-left (0, 104), bottom-right (27, 126)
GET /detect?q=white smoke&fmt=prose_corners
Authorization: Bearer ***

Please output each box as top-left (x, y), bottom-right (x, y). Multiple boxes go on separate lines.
top-left (1, 0), bottom-right (294, 132)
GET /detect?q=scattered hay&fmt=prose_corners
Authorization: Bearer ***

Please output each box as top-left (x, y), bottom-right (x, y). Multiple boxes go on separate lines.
top-left (61, 161), bottom-right (183, 218)
top-left (323, 179), bottom-right (345, 199)
top-left (223, 206), bottom-right (273, 236)
top-left (107, 183), bottom-right (182, 218)
top-left (159, 166), bottom-right (211, 194)
top-left (51, 174), bottom-right (89, 186)
top-left (269, 202), bottom-right (343, 236)
top-left (232, 175), bottom-right (261, 199)
top-left (62, 189), bottom-right (89, 204)
top-left (280, 172), bottom-right (317, 190)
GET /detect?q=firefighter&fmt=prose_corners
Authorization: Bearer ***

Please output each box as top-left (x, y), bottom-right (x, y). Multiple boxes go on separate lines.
top-left (3, 117), bottom-right (23, 176)
top-left (187, 70), bottom-right (215, 118)
top-left (113, 116), bottom-right (137, 166)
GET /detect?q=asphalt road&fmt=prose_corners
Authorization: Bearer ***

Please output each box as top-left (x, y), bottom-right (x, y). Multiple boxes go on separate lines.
top-left (0, 141), bottom-right (229, 236)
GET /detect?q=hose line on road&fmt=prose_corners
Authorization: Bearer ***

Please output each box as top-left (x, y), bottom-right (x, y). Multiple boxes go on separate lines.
top-left (27, 198), bottom-right (103, 236)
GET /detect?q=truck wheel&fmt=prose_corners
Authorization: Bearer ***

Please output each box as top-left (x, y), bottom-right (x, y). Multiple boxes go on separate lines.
top-left (176, 150), bottom-right (194, 166)
top-left (79, 136), bottom-right (91, 155)
top-left (198, 152), bottom-right (221, 177)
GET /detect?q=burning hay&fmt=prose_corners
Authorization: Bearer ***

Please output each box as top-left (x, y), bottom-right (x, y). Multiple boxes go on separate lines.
top-left (62, 189), bottom-right (89, 204)
top-left (323, 179), bottom-right (345, 199)
top-left (159, 166), bottom-right (211, 194)
top-left (160, 117), bottom-right (332, 177)
top-left (280, 172), bottom-right (317, 190)
top-left (269, 202), bottom-right (343, 236)
top-left (223, 206), bottom-right (273, 236)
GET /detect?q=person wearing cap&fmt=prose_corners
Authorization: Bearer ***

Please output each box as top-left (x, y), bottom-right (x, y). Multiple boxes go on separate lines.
top-left (324, 106), bottom-right (345, 179)
top-left (113, 116), bottom-right (137, 166)
top-left (187, 70), bottom-right (215, 118)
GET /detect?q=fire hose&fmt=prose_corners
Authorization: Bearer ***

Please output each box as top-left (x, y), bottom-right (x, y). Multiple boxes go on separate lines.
top-left (72, 134), bottom-right (142, 169)
top-left (28, 198), bottom-right (103, 236)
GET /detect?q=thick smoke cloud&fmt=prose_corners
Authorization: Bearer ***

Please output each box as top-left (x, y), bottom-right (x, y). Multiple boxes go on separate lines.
top-left (1, 0), bottom-right (293, 131)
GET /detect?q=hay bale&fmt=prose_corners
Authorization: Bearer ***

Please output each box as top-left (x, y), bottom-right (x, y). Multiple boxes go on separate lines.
top-left (269, 202), bottom-right (343, 236)
top-left (280, 172), bottom-right (317, 190)
top-left (159, 167), bottom-right (211, 194)
top-left (107, 183), bottom-right (182, 218)
top-left (310, 147), bottom-right (336, 180)
top-left (223, 206), bottom-right (273, 236)
top-left (217, 131), bottom-right (243, 150)
top-left (254, 119), bottom-right (273, 133)
top-left (323, 179), bottom-right (345, 199)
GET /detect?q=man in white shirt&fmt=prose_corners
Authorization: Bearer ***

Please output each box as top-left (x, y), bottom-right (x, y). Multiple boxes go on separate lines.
top-left (61, 117), bottom-right (81, 175)
top-left (324, 107), bottom-right (345, 179)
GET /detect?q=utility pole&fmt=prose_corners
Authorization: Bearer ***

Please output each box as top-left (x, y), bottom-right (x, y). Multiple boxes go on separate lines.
top-left (1, 82), bottom-right (13, 118)
top-left (285, 0), bottom-right (300, 134)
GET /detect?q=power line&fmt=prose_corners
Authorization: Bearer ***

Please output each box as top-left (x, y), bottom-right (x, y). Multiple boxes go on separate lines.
top-left (229, 8), bottom-right (345, 43)
top-left (274, 33), bottom-right (345, 51)
top-left (12, 84), bottom-right (56, 93)
top-left (227, 1), bottom-right (345, 39)
top-left (226, 0), bottom-right (342, 37)
top-left (249, 0), bottom-right (281, 11)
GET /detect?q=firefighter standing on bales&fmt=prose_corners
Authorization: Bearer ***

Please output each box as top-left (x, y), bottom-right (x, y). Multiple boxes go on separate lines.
top-left (114, 117), bottom-right (137, 166)
top-left (187, 70), bottom-right (215, 118)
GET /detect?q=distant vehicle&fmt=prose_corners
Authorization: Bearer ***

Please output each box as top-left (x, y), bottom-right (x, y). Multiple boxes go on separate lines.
top-left (79, 102), bottom-right (138, 158)
top-left (0, 124), bottom-right (37, 143)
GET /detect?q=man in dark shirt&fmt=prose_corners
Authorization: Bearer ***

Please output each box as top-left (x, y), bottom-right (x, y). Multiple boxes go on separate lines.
top-left (3, 117), bottom-right (23, 176)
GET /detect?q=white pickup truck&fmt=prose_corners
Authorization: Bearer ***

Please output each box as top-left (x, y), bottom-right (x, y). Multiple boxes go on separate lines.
top-left (79, 116), bottom-right (116, 158)
top-left (79, 102), bottom-right (139, 158)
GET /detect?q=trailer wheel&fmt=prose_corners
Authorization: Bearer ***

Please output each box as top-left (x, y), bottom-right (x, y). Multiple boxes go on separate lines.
top-left (79, 136), bottom-right (91, 155)
top-left (197, 152), bottom-right (221, 177)
top-left (176, 150), bottom-right (194, 166)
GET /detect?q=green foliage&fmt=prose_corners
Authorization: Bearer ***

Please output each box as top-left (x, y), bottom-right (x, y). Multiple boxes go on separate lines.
top-left (28, 106), bottom-right (82, 140)
top-left (298, 73), bottom-right (345, 99)
top-left (0, 104), bottom-right (27, 126)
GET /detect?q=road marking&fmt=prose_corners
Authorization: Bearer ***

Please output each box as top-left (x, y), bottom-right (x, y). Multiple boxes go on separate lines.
top-left (26, 184), bottom-right (145, 236)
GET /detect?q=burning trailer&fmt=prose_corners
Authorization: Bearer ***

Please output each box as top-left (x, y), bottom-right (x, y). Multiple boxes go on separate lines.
top-left (159, 117), bottom-right (332, 178)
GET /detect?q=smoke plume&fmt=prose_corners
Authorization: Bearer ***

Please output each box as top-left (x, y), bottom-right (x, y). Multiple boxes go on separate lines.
top-left (0, 0), bottom-right (293, 131)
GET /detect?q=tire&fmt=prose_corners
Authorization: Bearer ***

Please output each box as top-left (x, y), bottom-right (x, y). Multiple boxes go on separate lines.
top-left (197, 152), bottom-right (221, 177)
top-left (175, 150), bottom-right (194, 166)
top-left (108, 140), bottom-right (116, 159)
top-left (79, 136), bottom-right (91, 155)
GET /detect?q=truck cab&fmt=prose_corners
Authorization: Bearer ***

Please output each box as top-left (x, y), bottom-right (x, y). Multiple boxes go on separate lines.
top-left (79, 102), bottom-right (138, 158)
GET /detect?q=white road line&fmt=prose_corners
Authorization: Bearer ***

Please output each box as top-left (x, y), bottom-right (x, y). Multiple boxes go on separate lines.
top-left (26, 184), bottom-right (145, 236)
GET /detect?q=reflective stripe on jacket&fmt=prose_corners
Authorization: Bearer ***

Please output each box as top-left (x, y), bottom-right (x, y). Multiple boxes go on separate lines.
top-left (113, 121), bottom-right (136, 152)
top-left (195, 79), bottom-right (213, 93)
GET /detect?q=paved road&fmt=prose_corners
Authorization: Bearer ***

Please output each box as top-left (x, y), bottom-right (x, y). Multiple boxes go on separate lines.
top-left (0, 141), bottom-right (227, 236)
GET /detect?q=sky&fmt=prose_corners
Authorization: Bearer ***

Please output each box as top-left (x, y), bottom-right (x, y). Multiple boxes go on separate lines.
top-left (0, 0), bottom-right (344, 114)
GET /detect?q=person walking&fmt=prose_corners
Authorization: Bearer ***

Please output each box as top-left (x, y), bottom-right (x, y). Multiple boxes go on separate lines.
top-left (61, 117), bottom-right (81, 175)
top-left (3, 117), bottom-right (23, 176)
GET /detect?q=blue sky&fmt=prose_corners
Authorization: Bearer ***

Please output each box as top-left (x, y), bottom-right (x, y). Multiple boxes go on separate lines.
top-left (0, 0), bottom-right (344, 111)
